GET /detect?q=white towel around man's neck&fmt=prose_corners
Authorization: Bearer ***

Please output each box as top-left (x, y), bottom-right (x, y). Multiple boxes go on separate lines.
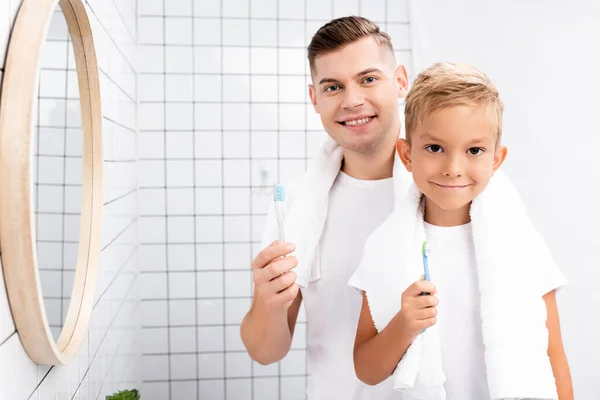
top-left (351, 158), bottom-right (559, 400)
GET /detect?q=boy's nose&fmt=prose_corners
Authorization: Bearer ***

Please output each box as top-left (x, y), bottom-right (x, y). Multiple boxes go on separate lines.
top-left (443, 155), bottom-right (463, 178)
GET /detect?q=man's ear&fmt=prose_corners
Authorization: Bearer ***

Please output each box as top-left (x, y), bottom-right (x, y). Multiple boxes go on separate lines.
top-left (492, 145), bottom-right (508, 173)
top-left (395, 64), bottom-right (409, 99)
top-left (308, 84), bottom-right (319, 113)
top-left (396, 138), bottom-right (413, 172)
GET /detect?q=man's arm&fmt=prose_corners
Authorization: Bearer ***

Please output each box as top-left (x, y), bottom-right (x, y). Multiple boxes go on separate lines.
top-left (240, 242), bottom-right (301, 365)
top-left (543, 290), bottom-right (574, 400)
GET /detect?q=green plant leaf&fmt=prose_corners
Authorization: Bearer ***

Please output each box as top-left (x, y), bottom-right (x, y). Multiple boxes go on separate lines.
top-left (105, 389), bottom-right (140, 400)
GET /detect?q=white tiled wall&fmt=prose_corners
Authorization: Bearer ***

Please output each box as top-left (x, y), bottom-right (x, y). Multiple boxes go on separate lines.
top-left (0, 0), bottom-right (140, 399)
top-left (138, 0), bottom-right (411, 399)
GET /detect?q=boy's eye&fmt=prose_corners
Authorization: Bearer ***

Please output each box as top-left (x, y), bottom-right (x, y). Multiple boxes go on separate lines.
top-left (325, 85), bottom-right (340, 92)
top-left (363, 76), bottom-right (376, 84)
top-left (468, 147), bottom-right (484, 155)
top-left (426, 144), bottom-right (443, 153)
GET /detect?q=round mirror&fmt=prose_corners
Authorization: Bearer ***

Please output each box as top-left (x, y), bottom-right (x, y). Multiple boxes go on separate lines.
top-left (34, 7), bottom-right (83, 341)
top-left (0, 0), bottom-right (102, 365)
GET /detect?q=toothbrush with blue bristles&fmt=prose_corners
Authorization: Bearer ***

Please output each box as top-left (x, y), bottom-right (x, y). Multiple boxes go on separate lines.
top-left (421, 241), bottom-right (431, 333)
top-left (273, 184), bottom-right (286, 243)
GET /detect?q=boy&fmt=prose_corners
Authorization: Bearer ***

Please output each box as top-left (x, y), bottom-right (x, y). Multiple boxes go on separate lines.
top-left (352, 62), bottom-right (574, 399)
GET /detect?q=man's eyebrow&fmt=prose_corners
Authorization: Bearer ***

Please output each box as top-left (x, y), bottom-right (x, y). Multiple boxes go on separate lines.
top-left (318, 68), bottom-right (384, 85)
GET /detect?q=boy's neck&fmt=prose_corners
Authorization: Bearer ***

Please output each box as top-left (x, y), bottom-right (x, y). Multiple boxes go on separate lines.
top-left (340, 135), bottom-right (397, 181)
top-left (423, 197), bottom-right (471, 227)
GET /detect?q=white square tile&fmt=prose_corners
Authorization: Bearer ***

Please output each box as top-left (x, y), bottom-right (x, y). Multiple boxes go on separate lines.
top-left (139, 74), bottom-right (164, 102)
top-left (223, 159), bottom-right (251, 186)
top-left (387, 0), bottom-right (409, 22)
top-left (40, 41), bottom-right (68, 69)
top-left (251, 0), bottom-right (277, 18)
top-left (195, 160), bottom-right (223, 186)
top-left (359, 0), bottom-right (385, 21)
top-left (138, 216), bottom-right (167, 243)
top-left (198, 380), bottom-right (225, 398)
top-left (66, 100), bottom-right (82, 128)
top-left (38, 98), bottom-right (66, 127)
top-left (251, 131), bottom-right (278, 158)
top-left (281, 349), bottom-right (306, 375)
top-left (250, 20), bottom-right (277, 47)
top-left (170, 327), bottom-right (196, 353)
top-left (223, 188), bottom-right (251, 214)
top-left (279, 76), bottom-right (306, 103)
top-left (227, 379), bottom-right (252, 400)
top-left (223, 74), bottom-right (250, 102)
top-left (39, 69), bottom-right (66, 98)
top-left (35, 213), bottom-right (62, 241)
top-left (194, 47), bottom-right (222, 73)
top-left (140, 244), bottom-right (167, 271)
top-left (278, 0), bottom-right (304, 19)
top-left (226, 298), bottom-right (252, 324)
top-left (35, 185), bottom-right (63, 213)
top-left (223, 19), bottom-right (249, 46)
top-left (143, 355), bottom-right (169, 381)
top-left (194, 18), bottom-right (221, 45)
top-left (226, 352), bottom-right (252, 378)
top-left (195, 188), bottom-right (223, 214)
top-left (225, 326), bottom-right (245, 352)
top-left (142, 300), bottom-right (168, 326)
top-left (195, 131), bottom-right (222, 158)
top-left (166, 46), bottom-right (194, 73)
top-left (386, 23), bottom-right (411, 50)
top-left (139, 188), bottom-right (166, 215)
top-left (251, 75), bottom-right (278, 102)
top-left (143, 327), bottom-right (169, 354)
top-left (139, 45), bottom-right (164, 73)
top-left (225, 270), bottom-right (252, 297)
top-left (196, 215), bottom-right (223, 242)
top-left (165, 0), bottom-right (192, 16)
top-left (224, 216), bottom-right (251, 242)
top-left (139, 17), bottom-right (164, 44)
top-left (251, 104), bottom-right (278, 130)
top-left (278, 20), bottom-right (305, 47)
top-left (195, 74), bottom-right (222, 101)
top-left (172, 381), bottom-right (197, 399)
top-left (193, 0), bottom-right (220, 16)
top-left (251, 48), bottom-right (277, 74)
top-left (194, 104), bottom-right (222, 129)
top-left (169, 299), bottom-right (196, 325)
top-left (223, 48), bottom-right (250, 74)
top-left (139, 0), bottom-right (164, 15)
top-left (223, 131), bottom-right (250, 158)
top-left (197, 353), bottom-right (224, 379)
top-left (306, 104), bottom-right (324, 131)
top-left (332, 0), bottom-right (359, 17)
top-left (291, 321), bottom-right (307, 348)
top-left (253, 360), bottom-right (279, 376)
top-left (280, 131), bottom-right (306, 158)
top-left (306, 0), bottom-right (331, 19)
top-left (197, 299), bottom-right (224, 325)
top-left (36, 127), bottom-right (64, 156)
top-left (253, 377), bottom-right (279, 400)
top-left (142, 272), bottom-right (168, 298)
top-left (251, 159), bottom-right (278, 187)
top-left (279, 48), bottom-right (306, 75)
top-left (223, 104), bottom-right (250, 130)
top-left (224, 243), bottom-right (252, 270)
top-left (279, 159), bottom-right (306, 183)
top-left (166, 103), bottom-right (194, 130)
top-left (139, 160), bottom-right (166, 187)
top-left (223, 0), bottom-right (249, 17)
top-left (196, 243), bottom-right (223, 270)
top-left (166, 17), bottom-right (193, 45)
top-left (141, 382), bottom-right (169, 400)
top-left (167, 188), bottom-right (195, 215)
top-left (279, 104), bottom-right (306, 130)
top-left (281, 376), bottom-right (307, 400)
top-left (165, 74), bottom-right (194, 102)
top-left (166, 131), bottom-right (194, 158)
top-left (139, 103), bottom-right (164, 131)
top-left (197, 271), bottom-right (223, 298)
top-left (167, 216), bottom-right (195, 243)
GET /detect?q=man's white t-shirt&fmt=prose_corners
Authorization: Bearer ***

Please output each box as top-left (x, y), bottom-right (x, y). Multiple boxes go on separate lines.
top-left (424, 221), bottom-right (568, 399)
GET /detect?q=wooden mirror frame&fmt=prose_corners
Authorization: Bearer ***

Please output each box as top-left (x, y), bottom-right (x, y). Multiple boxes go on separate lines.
top-left (0, 0), bottom-right (102, 365)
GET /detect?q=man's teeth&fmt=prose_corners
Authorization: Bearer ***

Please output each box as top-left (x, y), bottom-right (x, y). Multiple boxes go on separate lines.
top-left (343, 117), bottom-right (372, 126)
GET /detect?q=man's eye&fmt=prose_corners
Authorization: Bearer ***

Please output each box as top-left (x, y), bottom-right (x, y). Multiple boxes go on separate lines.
top-left (426, 145), bottom-right (443, 153)
top-left (469, 147), bottom-right (484, 155)
top-left (325, 85), bottom-right (340, 92)
top-left (363, 76), bottom-right (376, 84)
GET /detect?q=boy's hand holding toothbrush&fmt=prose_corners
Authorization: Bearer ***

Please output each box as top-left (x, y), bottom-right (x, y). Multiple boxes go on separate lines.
top-left (394, 278), bottom-right (439, 339)
top-left (251, 241), bottom-right (300, 312)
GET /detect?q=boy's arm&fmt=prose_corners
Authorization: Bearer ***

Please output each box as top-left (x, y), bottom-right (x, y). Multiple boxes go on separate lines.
top-left (543, 290), bottom-right (574, 400)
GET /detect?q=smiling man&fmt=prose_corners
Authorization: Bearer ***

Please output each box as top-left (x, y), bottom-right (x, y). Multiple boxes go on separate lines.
top-left (240, 16), bottom-right (409, 399)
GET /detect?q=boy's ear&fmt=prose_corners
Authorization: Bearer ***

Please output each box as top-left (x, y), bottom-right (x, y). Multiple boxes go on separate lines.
top-left (492, 145), bottom-right (508, 173)
top-left (396, 139), bottom-right (413, 172)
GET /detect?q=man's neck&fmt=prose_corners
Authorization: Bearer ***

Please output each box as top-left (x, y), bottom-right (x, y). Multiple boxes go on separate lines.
top-left (340, 137), bottom-right (397, 181)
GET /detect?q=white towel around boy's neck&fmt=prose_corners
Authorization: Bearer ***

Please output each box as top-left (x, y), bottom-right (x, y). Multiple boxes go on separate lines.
top-left (353, 159), bottom-right (560, 400)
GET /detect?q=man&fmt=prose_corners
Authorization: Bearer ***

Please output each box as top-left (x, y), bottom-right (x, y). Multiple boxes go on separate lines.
top-left (241, 16), bottom-right (409, 398)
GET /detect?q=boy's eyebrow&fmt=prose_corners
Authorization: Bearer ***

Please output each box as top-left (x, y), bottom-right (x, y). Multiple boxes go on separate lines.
top-left (318, 68), bottom-right (384, 85)
top-left (420, 133), bottom-right (493, 145)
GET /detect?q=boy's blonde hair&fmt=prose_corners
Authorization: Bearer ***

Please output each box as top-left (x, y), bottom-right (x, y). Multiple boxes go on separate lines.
top-left (307, 16), bottom-right (395, 74)
top-left (405, 62), bottom-right (503, 143)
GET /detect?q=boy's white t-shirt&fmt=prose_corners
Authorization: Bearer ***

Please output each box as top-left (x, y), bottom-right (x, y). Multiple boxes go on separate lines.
top-left (423, 221), bottom-right (568, 399)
